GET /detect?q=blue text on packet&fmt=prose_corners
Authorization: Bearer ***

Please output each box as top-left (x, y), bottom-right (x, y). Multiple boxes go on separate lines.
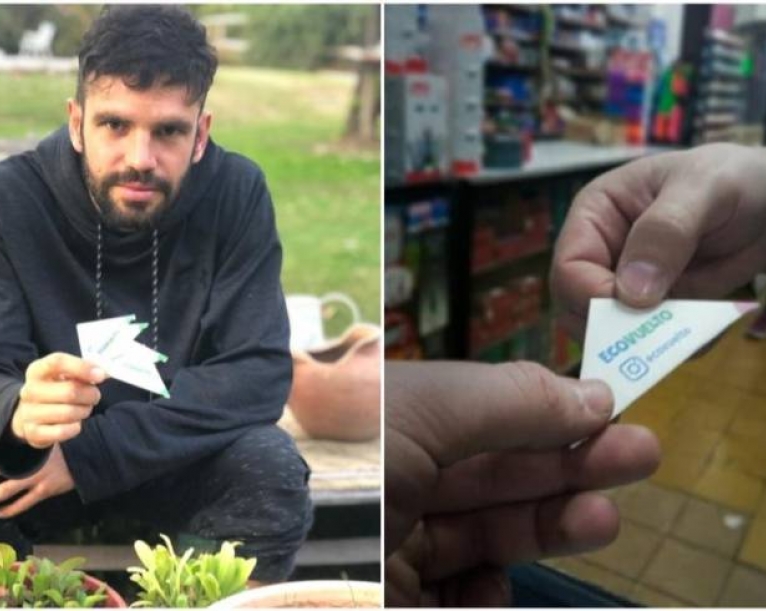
top-left (598, 309), bottom-right (673, 364)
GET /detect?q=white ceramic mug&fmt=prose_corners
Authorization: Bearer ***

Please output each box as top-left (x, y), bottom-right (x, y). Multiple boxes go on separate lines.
top-left (286, 292), bottom-right (361, 351)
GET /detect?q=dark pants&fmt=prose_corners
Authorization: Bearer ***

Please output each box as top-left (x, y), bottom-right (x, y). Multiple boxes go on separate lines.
top-left (0, 425), bottom-right (314, 583)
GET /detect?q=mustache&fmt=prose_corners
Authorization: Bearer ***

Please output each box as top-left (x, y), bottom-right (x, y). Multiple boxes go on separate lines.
top-left (103, 168), bottom-right (172, 196)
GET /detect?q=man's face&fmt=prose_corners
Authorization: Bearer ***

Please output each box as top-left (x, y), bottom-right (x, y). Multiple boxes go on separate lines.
top-left (68, 76), bottom-right (212, 231)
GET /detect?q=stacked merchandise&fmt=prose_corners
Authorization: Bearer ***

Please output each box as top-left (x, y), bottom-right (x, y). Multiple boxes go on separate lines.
top-left (470, 275), bottom-right (546, 361)
top-left (545, 4), bottom-right (608, 138)
top-left (605, 49), bottom-right (653, 144)
top-left (469, 190), bottom-right (551, 360)
top-left (735, 21), bottom-right (766, 145)
top-left (384, 199), bottom-right (451, 360)
top-left (384, 6), bottom-right (448, 184)
top-left (545, 4), bottom-right (652, 143)
top-left (384, 4), bottom-right (427, 74)
top-left (425, 5), bottom-right (486, 177)
top-left (481, 5), bottom-right (541, 166)
top-left (468, 177), bottom-right (589, 371)
top-left (471, 197), bottom-right (550, 274)
top-left (650, 63), bottom-right (692, 144)
top-left (691, 29), bottom-right (748, 145)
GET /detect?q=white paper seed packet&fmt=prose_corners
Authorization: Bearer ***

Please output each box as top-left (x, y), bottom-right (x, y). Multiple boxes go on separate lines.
top-left (580, 298), bottom-right (758, 419)
top-left (77, 315), bottom-right (170, 398)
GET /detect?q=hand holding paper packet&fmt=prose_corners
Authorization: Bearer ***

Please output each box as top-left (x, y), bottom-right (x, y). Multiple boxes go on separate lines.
top-left (77, 315), bottom-right (170, 398)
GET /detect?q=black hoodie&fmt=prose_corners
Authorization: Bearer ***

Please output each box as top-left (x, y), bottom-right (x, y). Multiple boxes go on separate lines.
top-left (0, 127), bottom-right (291, 504)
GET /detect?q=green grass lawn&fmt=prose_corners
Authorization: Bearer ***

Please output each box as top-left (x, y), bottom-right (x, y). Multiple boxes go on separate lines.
top-left (0, 66), bottom-right (380, 328)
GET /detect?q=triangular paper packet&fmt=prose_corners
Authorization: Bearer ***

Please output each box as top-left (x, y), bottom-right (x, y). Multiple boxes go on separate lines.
top-left (581, 299), bottom-right (758, 418)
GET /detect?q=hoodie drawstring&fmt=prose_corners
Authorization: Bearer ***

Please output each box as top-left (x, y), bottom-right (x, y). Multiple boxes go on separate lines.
top-left (96, 222), bottom-right (103, 320)
top-left (95, 222), bottom-right (160, 354)
top-left (151, 228), bottom-right (159, 353)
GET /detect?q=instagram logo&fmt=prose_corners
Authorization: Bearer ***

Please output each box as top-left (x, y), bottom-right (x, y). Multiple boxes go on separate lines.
top-left (619, 356), bottom-right (649, 381)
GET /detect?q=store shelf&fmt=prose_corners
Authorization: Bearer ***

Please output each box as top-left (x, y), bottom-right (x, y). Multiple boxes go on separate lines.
top-left (486, 59), bottom-right (540, 73)
top-left (501, 4), bottom-right (540, 17)
top-left (472, 244), bottom-right (549, 276)
top-left (488, 28), bottom-right (540, 44)
top-left (706, 28), bottom-right (746, 49)
top-left (485, 99), bottom-right (538, 111)
top-left (606, 13), bottom-right (647, 29)
top-left (470, 320), bottom-right (541, 358)
top-left (384, 175), bottom-right (456, 193)
top-left (555, 15), bottom-right (607, 33)
top-left (553, 65), bottom-right (606, 80)
top-left (549, 41), bottom-right (591, 55)
top-left (468, 141), bottom-right (673, 185)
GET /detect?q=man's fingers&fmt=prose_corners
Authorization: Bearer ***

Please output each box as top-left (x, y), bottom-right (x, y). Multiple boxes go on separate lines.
top-left (387, 361), bottom-right (613, 470)
top-left (19, 381), bottom-right (101, 407)
top-left (0, 488), bottom-right (42, 519)
top-left (437, 566), bottom-right (511, 607)
top-left (550, 155), bottom-right (666, 334)
top-left (421, 491), bottom-right (618, 581)
top-left (23, 422), bottom-right (82, 449)
top-left (615, 192), bottom-right (701, 307)
top-left (17, 404), bottom-right (94, 426)
top-left (671, 237), bottom-right (766, 300)
top-left (429, 424), bottom-right (660, 513)
top-left (0, 477), bottom-right (32, 504)
top-left (550, 259), bottom-right (615, 341)
top-left (26, 352), bottom-right (106, 384)
top-left (614, 170), bottom-right (737, 308)
top-left (385, 553), bottom-right (425, 607)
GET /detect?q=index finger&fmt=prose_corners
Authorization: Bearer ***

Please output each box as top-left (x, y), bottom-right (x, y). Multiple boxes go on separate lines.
top-left (386, 360), bottom-right (613, 470)
top-left (27, 353), bottom-right (106, 384)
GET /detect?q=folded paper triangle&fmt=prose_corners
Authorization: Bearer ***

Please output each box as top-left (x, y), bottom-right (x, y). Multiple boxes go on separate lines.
top-left (77, 315), bottom-right (170, 398)
top-left (580, 299), bottom-right (758, 418)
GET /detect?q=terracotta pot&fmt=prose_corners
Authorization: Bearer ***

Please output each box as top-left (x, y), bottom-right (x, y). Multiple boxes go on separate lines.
top-left (288, 323), bottom-right (380, 441)
top-left (209, 580), bottom-right (381, 608)
top-left (83, 574), bottom-right (127, 608)
top-left (8, 563), bottom-right (127, 608)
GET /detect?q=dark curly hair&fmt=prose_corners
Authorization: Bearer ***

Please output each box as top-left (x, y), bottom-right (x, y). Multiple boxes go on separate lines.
top-left (76, 4), bottom-right (218, 107)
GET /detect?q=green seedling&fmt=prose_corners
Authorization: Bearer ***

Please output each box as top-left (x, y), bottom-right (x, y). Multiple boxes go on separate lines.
top-left (128, 534), bottom-right (256, 608)
top-left (0, 543), bottom-right (107, 608)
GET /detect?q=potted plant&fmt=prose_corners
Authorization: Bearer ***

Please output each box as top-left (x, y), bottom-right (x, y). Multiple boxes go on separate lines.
top-left (0, 542), bottom-right (126, 608)
top-left (209, 580), bottom-right (382, 608)
top-left (128, 534), bottom-right (256, 607)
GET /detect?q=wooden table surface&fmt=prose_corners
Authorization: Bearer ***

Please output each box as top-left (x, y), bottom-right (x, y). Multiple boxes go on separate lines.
top-left (278, 408), bottom-right (381, 506)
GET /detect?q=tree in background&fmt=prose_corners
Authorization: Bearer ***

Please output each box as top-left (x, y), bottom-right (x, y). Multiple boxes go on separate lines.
top-left (0, 5), bottom-right (370, 71)
top-left (341, 6), bottom-right (380, 146)
top-left (0, 4), bottom-right (99, 56)
top-left (241, 4), bottom-right (368, 70)
top-left (0, 4), bottom-right (379, 145)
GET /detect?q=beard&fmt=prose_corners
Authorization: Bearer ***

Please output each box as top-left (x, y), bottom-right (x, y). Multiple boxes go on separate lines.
top-left (83, 163), bottom-right (175, 231)
top-left (80, 138), bottom-right (193, 232)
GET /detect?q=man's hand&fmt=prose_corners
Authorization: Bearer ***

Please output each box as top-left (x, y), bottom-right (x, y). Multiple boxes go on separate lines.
top-left (551, 143), bottom-right (766, 338)
top-left (385, 361), bottom-right (661, 607)
top-left (11, 352), bottom-right (105, 449)
top-left (0, 444), bottom-right (74, 518)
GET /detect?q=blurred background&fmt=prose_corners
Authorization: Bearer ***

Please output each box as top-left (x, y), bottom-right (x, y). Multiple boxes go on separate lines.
top-left (0, 4), bottom-right (381, 598)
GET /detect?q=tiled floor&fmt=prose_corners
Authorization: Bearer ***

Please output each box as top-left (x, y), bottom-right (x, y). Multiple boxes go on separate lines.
top-left (545, 312), bottom-right (766, 606)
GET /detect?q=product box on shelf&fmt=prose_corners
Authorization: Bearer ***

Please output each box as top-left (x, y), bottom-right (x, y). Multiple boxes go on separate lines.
top-left (385, 73), bottom-right (449, 185)
top-left (385, 198), bottom-right (452, 360)
top-left (469, 274), bottom-right (544, 357)
top-left (385, 4), bottom-right (428, 74)
top-left (471, 199), bottom-right (551, 273)
top-left (426, 4), bottom-right (486, 176)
